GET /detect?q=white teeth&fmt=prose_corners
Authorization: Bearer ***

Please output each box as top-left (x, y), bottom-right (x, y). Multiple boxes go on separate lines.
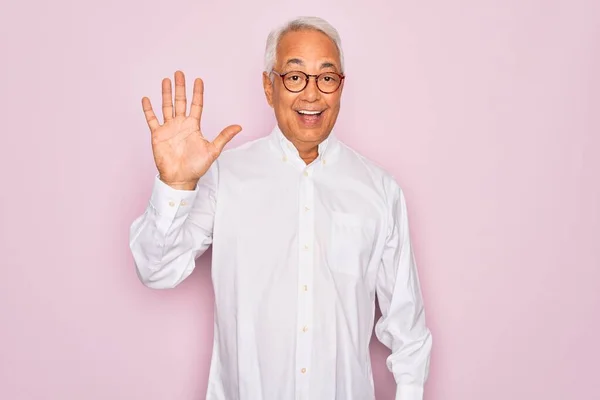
top-left (298, 110), bottom-right (322, 115)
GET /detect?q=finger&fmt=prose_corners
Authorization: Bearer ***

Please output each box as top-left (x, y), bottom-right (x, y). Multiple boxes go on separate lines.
top-left (189, 78), bottom-right (204, 122)
top-left (174, 70), bottom-right (187, 117)
top-left (212, 125), bottom-right (243, 154)
top-left (161, 78), bottom-right (173, 122)
top-left (141, 97), bottom-right (160, 132)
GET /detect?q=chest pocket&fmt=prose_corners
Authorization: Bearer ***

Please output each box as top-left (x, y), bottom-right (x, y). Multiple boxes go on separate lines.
top-left (329, 211), bottom-right (377, 277)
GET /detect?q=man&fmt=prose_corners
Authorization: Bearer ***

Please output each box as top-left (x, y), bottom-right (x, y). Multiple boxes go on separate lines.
top-left (130, 16), bottom-right (432, 400)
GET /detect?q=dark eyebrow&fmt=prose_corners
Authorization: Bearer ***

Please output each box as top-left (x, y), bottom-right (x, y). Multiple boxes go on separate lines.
top-left (283, 58), bottom-right (339, 71)
top-left (285, 58), bottom-right (304, 67)
top-left (319, 62), bottom-right (338, 71)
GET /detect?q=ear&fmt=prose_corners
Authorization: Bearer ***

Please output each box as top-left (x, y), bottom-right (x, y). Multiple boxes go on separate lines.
top-left (262, 72), bottom-right (274, 108)
top-left (338, 77), bottom-right (345, 95)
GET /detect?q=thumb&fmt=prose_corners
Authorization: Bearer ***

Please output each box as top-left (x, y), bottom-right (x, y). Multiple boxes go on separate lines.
top-left (212, 124), bottom-right (242, 154)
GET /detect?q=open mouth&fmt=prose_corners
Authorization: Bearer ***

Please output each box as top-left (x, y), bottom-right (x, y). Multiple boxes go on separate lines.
top-left (296, 109), bottom-right (324, 127)
top-left (297, 110), bottom-right (324, 116)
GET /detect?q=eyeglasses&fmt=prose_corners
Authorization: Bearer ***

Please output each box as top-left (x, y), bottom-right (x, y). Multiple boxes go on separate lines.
top-left (271, 70), bottom-right (345, 94)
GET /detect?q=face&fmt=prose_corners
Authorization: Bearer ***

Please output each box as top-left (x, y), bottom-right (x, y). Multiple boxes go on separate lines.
top-left (263, 29), bottom-right (344, 151)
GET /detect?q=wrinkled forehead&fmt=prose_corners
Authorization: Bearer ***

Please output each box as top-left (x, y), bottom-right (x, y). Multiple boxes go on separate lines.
top-left (276, 29), bottom-right (341, 72)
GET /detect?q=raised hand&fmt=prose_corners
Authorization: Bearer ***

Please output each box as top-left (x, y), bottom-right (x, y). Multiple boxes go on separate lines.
top-left (141, 70), bottom-right (242, 190)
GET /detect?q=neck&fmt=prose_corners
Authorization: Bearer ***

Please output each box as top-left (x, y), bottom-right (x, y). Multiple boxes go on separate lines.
top-left (288, 138), bottom-right (321, 165)
top-left (277, 126), bottom-right (329, 165)
top-left (298, 147), bottom-right (319, 164)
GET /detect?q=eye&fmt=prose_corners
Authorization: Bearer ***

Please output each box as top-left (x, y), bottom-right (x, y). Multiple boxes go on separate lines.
top-left (286, 73), bottom-right (304, 82)
top-left (318, 73), bottom-right (340, 86)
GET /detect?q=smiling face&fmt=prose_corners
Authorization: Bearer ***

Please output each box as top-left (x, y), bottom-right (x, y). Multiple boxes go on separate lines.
top-left (263, 29), bottom-right (344, 155)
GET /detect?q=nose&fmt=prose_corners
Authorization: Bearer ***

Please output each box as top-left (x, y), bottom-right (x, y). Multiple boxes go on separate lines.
top-left (300, 76), bottom-right (321, 102)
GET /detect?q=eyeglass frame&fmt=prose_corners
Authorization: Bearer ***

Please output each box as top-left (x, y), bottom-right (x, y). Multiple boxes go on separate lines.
top-left (270, 70), bottom-right (345, 94)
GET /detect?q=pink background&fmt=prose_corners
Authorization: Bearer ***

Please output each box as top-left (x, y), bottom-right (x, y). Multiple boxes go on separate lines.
top-left (1, 0), bottom-right (599, 399)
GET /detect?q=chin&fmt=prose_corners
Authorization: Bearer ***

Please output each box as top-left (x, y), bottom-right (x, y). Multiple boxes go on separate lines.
top-left (296, 127), bottom-right (328, 141)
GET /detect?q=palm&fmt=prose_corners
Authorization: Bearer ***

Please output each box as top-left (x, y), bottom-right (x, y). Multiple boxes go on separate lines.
top-left (141, 71), bottom-right (242, 188)
top-left (151, 116), bottom-right (216, 184)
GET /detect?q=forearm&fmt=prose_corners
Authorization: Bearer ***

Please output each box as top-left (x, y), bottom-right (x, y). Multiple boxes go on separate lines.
top-left (129, 175), bottom-right (213, 289)
top-left (376, 283), bottom-right (432, 399)
top-left (379, 316), bottom-right (432, 400)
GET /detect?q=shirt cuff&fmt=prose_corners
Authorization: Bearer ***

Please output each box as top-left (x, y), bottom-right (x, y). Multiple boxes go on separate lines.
top-left (395, 384), bottom-right (424, 400)
top-left (149, 175), bottom-right (199, 219)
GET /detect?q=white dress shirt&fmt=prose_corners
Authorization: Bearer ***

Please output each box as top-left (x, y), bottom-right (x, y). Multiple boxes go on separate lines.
top-left (129, 125), bottom-right (432, 400)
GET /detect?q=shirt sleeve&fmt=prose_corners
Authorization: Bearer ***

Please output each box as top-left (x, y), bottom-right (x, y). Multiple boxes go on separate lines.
top-left (375, 180), bottom-right (433, 400)
top-left (128, 163), bottom-right (218, 289)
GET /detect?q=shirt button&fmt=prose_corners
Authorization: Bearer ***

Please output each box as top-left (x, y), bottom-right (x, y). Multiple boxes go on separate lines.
top-left (303, 171), bottom-right (309, 177)
top-left (304, 206), bottom-right (310, 211)
top-left (301, 368), bottom-right (307, 374)
top-left (180, 200), bottom-right (187, 206)
top-left (322, 158), bottom-right (327, 165)
top-left (282, 155), bottom-right (287, 162)
top-left (303, 244), bottom-right (309, 250)
top-left (168, 200), bottom-right (175, 207)
top-left (302, 325), bottom-right (308, 332)
top-left (303, 285), bottom-right (308, 291)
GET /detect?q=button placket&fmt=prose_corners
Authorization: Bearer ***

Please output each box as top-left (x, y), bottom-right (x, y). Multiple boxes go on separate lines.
top-left (295, 165), bottom-right (315, 394)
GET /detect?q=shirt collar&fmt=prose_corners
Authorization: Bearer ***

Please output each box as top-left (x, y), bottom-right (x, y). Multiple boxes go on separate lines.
top-left (269, 124), bottom-right (338, 164)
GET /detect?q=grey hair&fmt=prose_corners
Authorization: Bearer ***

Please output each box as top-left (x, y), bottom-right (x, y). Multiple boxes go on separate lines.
top-left (263, 16), bottom-right (345, 79)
